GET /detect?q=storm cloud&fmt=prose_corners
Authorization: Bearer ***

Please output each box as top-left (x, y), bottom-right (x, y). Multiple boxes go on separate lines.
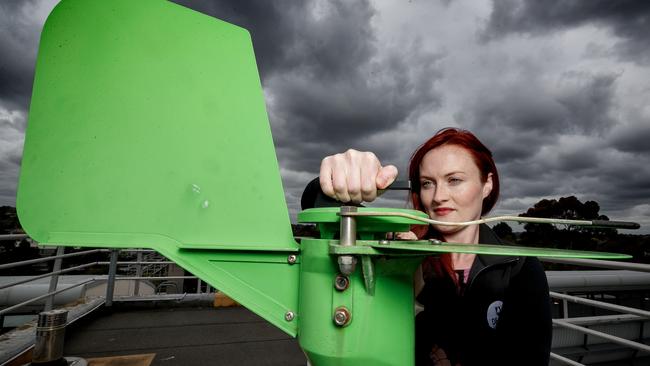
top-left (484, 0), bottom-right (650, 64)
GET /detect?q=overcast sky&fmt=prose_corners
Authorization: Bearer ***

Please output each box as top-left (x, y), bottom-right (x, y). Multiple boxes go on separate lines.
top-left (1, 0), bottom-right (649, 233)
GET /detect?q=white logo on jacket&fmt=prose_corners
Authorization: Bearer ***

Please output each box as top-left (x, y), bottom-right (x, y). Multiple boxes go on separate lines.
top-left (487, 300), bottom-right (503, 329)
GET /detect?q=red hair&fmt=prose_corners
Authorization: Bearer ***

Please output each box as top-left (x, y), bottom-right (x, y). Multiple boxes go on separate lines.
top-left (408, 128), bottom-right (500, 287)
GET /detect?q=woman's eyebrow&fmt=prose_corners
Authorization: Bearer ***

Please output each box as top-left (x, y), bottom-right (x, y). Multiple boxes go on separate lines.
top-left (419, 171), bottom-right (466, 179)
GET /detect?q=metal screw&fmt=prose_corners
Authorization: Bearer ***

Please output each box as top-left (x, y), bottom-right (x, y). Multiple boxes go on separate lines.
top-left (429, 239), bottom-right (442, 244)
top-left (287, 254), bottom-right (297, 264)
top-left (378, 239), bottom-right (390, 245)
top-left (284, 311), bottom-right (295, 321)
top-left (333, 306), bottom-right (351, 327)
top-left (334, 275), bottom-right (350, 291)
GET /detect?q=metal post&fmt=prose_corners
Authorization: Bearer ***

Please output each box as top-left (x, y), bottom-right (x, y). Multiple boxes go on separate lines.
top-left (105, 249), bottom-right (118, 307)
top-left (33, 309), bottom-right (68, 364)
top-left (134, 250), bottom-right (143, 296)
top-left (32, 310), bottom-right (68, 365)
top-left (563, 292), bottom-right (569, 319)
top-left (44, 246), bottom-right (65, 311)
top-left (197, 278), bottom-right (202, 294)
top-left (338, 206), bottom-right (357, 276)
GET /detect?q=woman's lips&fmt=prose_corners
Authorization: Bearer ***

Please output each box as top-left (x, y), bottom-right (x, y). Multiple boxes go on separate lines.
top-left (433, 208), bottom-right (454, 216)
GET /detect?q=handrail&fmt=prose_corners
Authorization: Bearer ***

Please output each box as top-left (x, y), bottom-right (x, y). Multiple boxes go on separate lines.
top-left (0, 279), bottom-right (95, 316)
top-left (0, 262), bottom-right (98, 291)
top-left (553, 319), bottom-right (650, 353)
top-left (550, 352), bottom-right (585, 366)
top-left (0, 234), bottom-right (29, 241)
top-left (541, 257), bottom-right (650, 273)
top-left (550, 291), bottom-right (650, 318)
top-left (0, 249), bottom-right (106, 270)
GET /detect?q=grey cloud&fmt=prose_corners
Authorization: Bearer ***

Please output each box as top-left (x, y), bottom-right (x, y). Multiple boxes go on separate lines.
top-left (0, 0), bottom-right (57, 109)
top-left (175, 0), bottom-right (443, 177)
top-left (483, 0), bottom-right (650, 64)
top-left (457, 71), bottom-right (618, 170)
top-left (173, 0), bottom-right (377, 80)
top-left (609, 122), bottom-right (650, 154)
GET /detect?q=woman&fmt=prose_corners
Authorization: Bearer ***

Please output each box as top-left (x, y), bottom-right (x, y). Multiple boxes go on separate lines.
top-left (304, 128), bottom-right (552, 365)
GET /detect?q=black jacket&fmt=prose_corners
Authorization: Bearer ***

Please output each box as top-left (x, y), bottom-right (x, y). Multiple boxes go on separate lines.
top-left (416, 225), bottom-right (552, 365)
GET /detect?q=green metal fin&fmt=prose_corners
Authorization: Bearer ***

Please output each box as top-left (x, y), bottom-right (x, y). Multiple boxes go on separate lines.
top-left (16, 0), bottom-right (301, 337)
top-left (368, 241), bottom-right (633, 259)
top-left (17, 0), bottom-right (296, 252)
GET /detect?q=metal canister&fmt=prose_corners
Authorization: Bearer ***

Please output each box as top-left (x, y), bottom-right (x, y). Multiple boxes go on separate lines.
top-left (32, 309), bottom-right (68, 364)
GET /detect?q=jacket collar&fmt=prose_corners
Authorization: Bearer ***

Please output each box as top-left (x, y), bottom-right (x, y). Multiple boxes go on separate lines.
top-left (474, 224), bottom-right (519, 268)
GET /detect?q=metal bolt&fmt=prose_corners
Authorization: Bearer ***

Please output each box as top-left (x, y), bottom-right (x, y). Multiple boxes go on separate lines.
top-left (378, 239), bottom-right (390, 245)
top-left (287, 254), bottom-right (297, 264)
top-left (284, 311), bottom-right (295, 322)
top-left (334, 275), bottom-right (350, 291)
top-left (333, 306), bottom-right (351, 327)
top-left (429, 239), bottom-right (442, 244)
top-left (337, 255), bottom-right (357, 276)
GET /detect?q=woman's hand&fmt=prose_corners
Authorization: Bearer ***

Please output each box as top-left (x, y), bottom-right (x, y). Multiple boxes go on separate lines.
top-left (320, 149), bottom-right (398, 204)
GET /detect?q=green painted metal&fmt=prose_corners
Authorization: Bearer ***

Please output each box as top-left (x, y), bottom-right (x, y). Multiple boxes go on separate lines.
top-left (16, 0), bottom-right (299, 336)
top-left (299, 238), bottom-right (421, 365)
top-left (326, 240), bottom-right (632, 259)
top-left (301, 208), bottom-right (632, 260)
top-left (18, 0), bottom-right (296, 252)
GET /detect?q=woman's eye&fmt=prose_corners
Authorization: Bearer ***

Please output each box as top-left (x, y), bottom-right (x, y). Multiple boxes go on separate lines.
top-left (421, 180), bottom-right (434, 189)
top-left (448, 177), bottom-right (462, 185)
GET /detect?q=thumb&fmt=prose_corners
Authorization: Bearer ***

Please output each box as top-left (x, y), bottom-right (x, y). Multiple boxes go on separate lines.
top-left (376, 165), bottom-right (398, 189)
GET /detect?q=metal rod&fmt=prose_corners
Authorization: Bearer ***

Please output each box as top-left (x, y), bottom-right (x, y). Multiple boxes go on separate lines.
top-left (550, 352), bottom-right (585, 366)
top-left (338, 206), bottom-right (358, 276)
top-left (96, 261), bottom-right (174, 265)
top-left (0, 279), bottom-right (95, 316)
top-left (553, 319), bottom-right (650, 353)
top-left (339, 206), bottom-right (357, 246)
top-left (0, 249), bottom-right (105, 270)
top-left (134, 250), bottom-right (143, 296)
top-left (339, 211), bottom-right (638, 229)
top-left (105, 249), bottom-right (118, 307)
top-left (44, 247), bottom-right (65, 311)
top-left (0, 234), bottom-right (29, 241)
top-left (197, 278), bottom-right (202, 294)
top-left (117, 276), bottom-right (198, 280)
top-left (560, 314), bottom-right (644, 326)
top-left (541, 257), bottom-right (650, 273)
top-left (550, 292), bottom-right (650, 318)
top-left (0, 262), bottom-right (98, 290)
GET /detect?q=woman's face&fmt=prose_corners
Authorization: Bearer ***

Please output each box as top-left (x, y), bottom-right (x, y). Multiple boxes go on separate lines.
top-left (419, 144), bottom-right (493, 235)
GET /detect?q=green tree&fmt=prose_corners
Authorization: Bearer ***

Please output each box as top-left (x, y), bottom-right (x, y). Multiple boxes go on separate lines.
top-left (518, 196), bottom-right (616, 251)
top-left (492, 222), bottom-right (515, 243)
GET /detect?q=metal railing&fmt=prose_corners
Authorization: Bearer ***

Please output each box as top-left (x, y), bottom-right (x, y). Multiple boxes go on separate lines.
top-left (541, 257), bottom-right (650, 365)
top-left (0, 243), bottom-right (208, 321)
top-left (2, 234), bottom-right (650, 365)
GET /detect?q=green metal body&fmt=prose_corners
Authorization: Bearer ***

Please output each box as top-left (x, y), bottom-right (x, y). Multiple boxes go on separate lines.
top-left (17, 0), bottom-right (299, 336)
top-left (16, 1), bottom-right (632, 365)
top-left (299, 238), bottom-right (421, 365)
